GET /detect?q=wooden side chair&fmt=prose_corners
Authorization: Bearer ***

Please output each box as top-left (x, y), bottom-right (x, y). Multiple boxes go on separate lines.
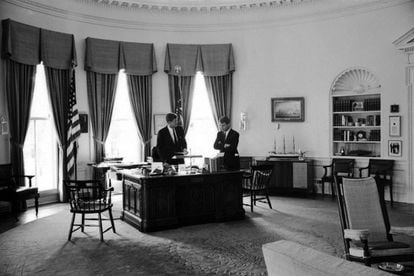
top-left (239, 156), bottom-right (253, 182)
top-left (359, 159), bottom-right (394, 205)
top-left (64, 179), bottom-right (116, 242)
top-left (0, 164), bottom-right (38, 217)
top-left (321, 158), bottom-right (354, 199)
top-left (334, 176), bottom-right (414, 266)
top-left (242, 164), bottom-right (273, 212)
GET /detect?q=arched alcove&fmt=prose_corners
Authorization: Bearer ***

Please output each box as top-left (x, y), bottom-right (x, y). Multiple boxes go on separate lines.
top-left (331, 67), bottom-right (381, 95)
top-left (330, 67), bottom-right (382, 158)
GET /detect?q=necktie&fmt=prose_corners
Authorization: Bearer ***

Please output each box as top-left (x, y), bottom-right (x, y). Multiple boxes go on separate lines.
top-left (173, 129), bottom-right (178, 144)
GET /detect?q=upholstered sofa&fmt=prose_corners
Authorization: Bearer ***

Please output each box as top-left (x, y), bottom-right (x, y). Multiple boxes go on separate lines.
top-left (262, 240), bottom-right (391, 276)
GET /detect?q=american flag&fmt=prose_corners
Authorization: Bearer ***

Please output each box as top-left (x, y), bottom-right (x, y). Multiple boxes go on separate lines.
top-left (66, 68), bottom-right (81, 177)
top-left (175, 77), bottom-right (183, 126)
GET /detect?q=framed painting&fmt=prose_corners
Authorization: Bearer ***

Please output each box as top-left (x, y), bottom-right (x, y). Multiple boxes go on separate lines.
top-left (271, 97), bottom-right (305, 122)
top-left (389, 116), bottom-right (401, 137)
top-left (79, 113), bottom-right (89, 133)
top-left (388, 140), bottom-right (402, 157)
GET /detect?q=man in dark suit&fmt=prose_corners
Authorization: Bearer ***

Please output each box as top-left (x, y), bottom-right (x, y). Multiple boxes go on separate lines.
top-left (213, 116), bottom-right (240, 170)
top-left (156, 113), bottom-right (188, 165)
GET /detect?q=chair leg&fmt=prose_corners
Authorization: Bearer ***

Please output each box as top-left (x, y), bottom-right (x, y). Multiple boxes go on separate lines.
top-left (98, 213), bottom-right (104, 242)
top-left (68, 213), bottom-right (76, 241)
top-left (266, 190), bottom-right (272, 209)
top-left (81, 213), bottom-right (85, 232)
top-left (390, 184), bottom-right (393, 206)
top-left (35, 193), bottom-right (39, 217)
top-left (254, 194), bottom-right (257, 206)
top-left (250, 190), bottom-right (254, 212)
top-left (108, 208), bottom-right (116, 233)
top-left (331, 181), bottom-right (335, 200)
top-left (321, 182), bottom-right (325, 197)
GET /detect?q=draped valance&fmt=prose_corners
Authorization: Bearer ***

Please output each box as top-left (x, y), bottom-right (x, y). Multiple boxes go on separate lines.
top-left (85, 37), bottom-right (157, 75)
top-left (164, 43), bottom-right (235, 76)
top-left (164, 44), bottom-right (201, 76)
top-left (1, 19), bottom-right (77, 69)
top-left (41, 29), bottom-right (77, 69)
top-left (2, 19), bottom-right (40, 65)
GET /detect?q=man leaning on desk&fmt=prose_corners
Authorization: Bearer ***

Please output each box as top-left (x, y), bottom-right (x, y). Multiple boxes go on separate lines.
top-left (214, 116), bottom-right (240, 170)
top-left (156, 113), bottom-right (188, 165)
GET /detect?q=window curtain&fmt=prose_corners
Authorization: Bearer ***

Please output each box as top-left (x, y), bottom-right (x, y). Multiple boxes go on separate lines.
top-left (2, 19), bottom-right (78, 199)
top-left (2, 19), bottom-right (40, 186)
top-left (204, 74), bottom-right (233, 128)
top-left (164, 44), bottom-right (200, 134)
top-left (85, 38), bottom-right (156, 162)
top-left (127, 75), bottom-right (152, 159)
top-left (86, 72), bottom-right (117, 163)
top-left (122, 42), bottom-right (157, 160)
top-left (200, 44), bottom-right (235, 128)
top-left (41, 29), bottom-right (77, 201)
top-left (3, 60), bottom-right (37, 186)
top-left (168, 75), bottom-right (194, 134)
top-left (164, 43), bottom-right (235, 131)
top-left (85, 38), bottom-right (119, 163)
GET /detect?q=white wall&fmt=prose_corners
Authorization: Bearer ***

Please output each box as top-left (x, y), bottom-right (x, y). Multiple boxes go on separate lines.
top-left (1, 0), bottom-right (413, 201)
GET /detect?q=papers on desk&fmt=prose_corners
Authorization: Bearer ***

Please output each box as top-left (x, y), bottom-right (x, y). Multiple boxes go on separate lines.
top-left (151, 162), bottom-right (164, 174)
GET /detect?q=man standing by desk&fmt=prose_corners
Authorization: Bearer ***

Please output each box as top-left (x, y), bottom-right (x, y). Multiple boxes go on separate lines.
top-left (157, 113), bottom-right (188, 164)
top-left (214, 116), bottom-right (240, 170)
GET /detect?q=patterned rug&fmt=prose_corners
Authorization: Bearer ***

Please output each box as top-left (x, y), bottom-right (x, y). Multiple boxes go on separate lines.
top-left (1, 197), bottom-right (413, 275)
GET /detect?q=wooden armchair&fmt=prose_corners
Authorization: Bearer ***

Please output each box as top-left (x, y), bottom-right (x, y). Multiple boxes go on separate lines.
top-left (0, 164), bottom-right (38, 217)
top-left (334, 176), bottom-right (414, 267)
top-left (64, 179), bottom-right (116, 241)
top-left (359, 159), bottom-right (394, 205)
top-left (321, 158), bottom-right (354, 199)
top-left (242, 164), bottom-right (273, 212)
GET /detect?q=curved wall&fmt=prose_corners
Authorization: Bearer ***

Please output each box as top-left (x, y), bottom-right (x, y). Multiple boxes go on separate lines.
top-left (1, 0), bottom-right (414, 201)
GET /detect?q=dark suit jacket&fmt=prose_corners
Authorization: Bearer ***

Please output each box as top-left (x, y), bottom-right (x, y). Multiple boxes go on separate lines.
top-left (156, 126), bottom-right (187, 164)
top-left (213, 129), bottom-right (240, 170)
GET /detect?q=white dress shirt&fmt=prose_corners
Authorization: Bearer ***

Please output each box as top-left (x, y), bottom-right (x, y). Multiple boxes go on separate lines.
top-left (168, 125), bottom-right (176, 143)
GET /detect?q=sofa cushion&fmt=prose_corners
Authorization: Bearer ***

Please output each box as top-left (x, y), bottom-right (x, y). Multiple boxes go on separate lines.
top-left (262, 240), bottom-right (391, 276)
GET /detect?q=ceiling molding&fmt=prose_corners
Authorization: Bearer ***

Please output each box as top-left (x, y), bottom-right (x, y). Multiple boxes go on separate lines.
top-left (77, 0), bottom-right (312, 12)
top-left (2, 0), bottom-right (412, 32)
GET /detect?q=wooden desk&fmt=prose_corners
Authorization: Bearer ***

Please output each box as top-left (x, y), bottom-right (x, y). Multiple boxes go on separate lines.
top-left (121, 170), bottom-right (245, 232)
top-left (257, 158), bottom-right (313, 195)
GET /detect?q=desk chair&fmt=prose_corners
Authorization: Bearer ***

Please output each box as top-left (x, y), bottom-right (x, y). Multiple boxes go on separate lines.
top-left (321, 158), bottom-right (354, 199)
top-left (243, 164), bottom-right (273, 212)
top-left (359, 159), bottom-right (394, 206)
top-left (65, 179), bottom-right (116, 241)
top-left (335, 176), bottom-right (414, 266)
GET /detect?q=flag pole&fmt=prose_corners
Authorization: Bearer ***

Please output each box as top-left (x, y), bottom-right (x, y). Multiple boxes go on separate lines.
top-left (73, 141), bottom-right (78, 180)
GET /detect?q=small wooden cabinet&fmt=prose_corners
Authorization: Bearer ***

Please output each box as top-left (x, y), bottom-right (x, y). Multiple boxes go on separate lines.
top-left (257, 159), bottom-right (313, 195)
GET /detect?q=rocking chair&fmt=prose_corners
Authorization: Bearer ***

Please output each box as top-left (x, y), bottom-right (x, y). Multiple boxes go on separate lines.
top-left (334, 176), bottom-right (414, 267)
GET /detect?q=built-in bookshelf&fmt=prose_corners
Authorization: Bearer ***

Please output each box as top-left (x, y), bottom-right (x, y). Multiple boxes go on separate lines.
top-left (330, 67), bottom-right (382, 157)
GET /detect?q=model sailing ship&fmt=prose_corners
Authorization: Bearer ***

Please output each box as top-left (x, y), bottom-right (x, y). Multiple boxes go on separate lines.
top-left (268, 135), bottom-right (305, 160)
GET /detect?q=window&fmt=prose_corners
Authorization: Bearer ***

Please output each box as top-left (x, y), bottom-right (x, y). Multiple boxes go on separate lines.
top-left (24, 64), bottom-right (58, 192)
top-left (105, 70), bottom-right (142, 162)
top-left (186, 73), bottom-right (218, 166)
